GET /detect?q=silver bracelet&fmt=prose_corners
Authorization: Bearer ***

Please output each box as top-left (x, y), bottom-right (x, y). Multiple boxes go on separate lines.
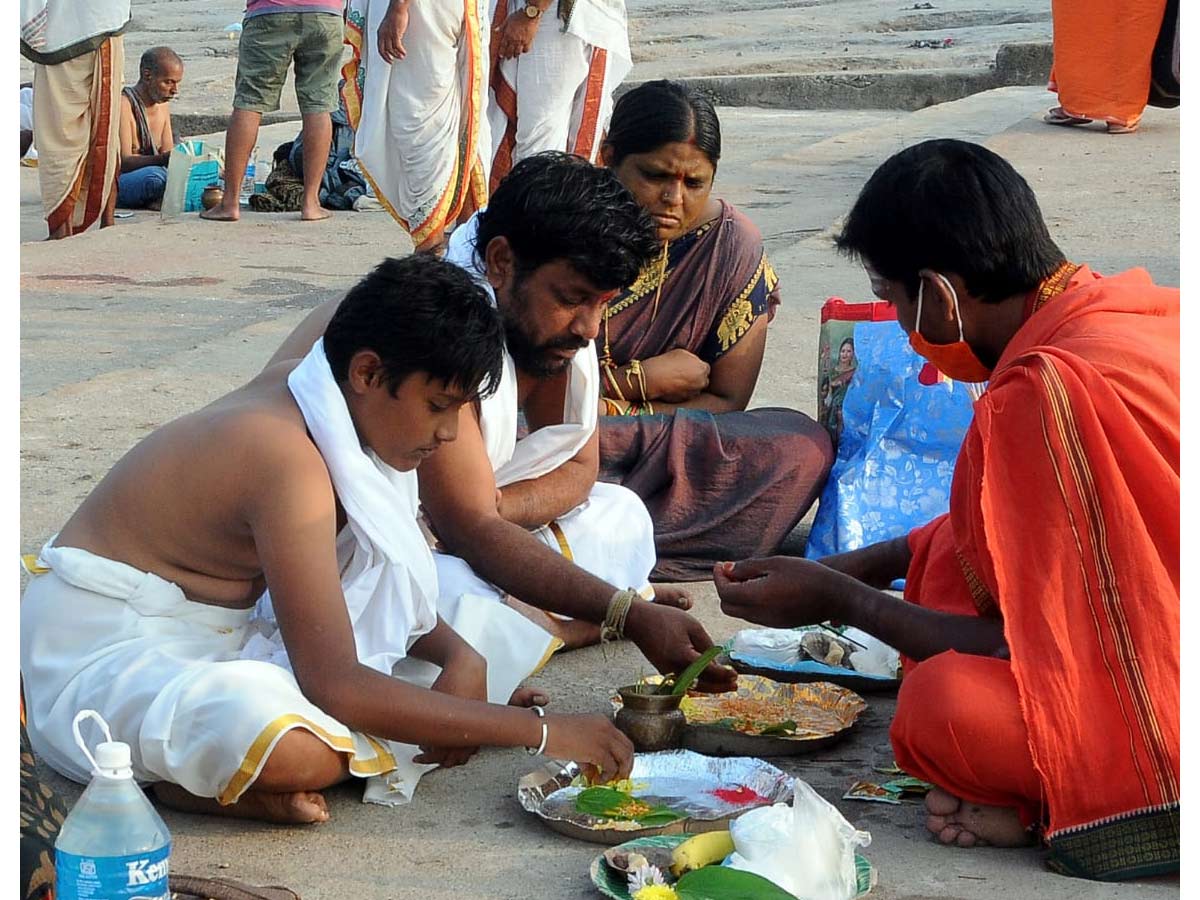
top-left (525, 704), bottom-right (548, 756)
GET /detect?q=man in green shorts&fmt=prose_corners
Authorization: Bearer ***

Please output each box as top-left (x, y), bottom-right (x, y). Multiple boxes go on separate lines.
top-left (202, 0), bottom-right (345, 223)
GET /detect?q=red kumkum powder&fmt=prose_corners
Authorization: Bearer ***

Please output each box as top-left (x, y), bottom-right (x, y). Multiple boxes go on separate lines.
top-left (711, 785), bottom-right (765, 805)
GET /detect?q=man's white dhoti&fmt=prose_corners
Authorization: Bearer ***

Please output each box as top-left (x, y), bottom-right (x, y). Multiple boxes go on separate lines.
top-left (344, 0), bottom-right (491, 247)
top-left (20, 544), bottom-right (397, 805)
top-left (438, 214), bottom-right (659, 648)
top-left (488, 0), bottom-right (630, 190)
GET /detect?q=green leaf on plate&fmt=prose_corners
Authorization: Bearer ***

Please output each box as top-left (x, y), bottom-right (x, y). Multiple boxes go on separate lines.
top-left (574, 786), bottom-right (683, 824)
top-left (758, 720), bottom-right (798, 736)
top-left (676, 866), bottom-right (798, 900)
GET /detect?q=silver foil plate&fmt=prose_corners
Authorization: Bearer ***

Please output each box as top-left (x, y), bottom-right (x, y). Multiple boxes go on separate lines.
top-left (518, 750), bottom-right (793, 842)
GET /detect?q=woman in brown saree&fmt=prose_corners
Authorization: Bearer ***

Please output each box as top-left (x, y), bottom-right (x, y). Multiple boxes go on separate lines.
top-left (597, 80), bottom-right (833, 581)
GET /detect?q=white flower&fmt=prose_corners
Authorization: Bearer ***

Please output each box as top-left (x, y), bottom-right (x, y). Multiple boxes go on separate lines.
top-left (627, 863), bottom-right (669, 893)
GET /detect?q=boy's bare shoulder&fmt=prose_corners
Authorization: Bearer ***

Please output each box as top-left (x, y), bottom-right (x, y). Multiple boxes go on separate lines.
top-left (205, 373), bottom-right (331, 496)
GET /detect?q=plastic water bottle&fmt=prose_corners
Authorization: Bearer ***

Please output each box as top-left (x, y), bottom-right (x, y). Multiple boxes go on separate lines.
top-left (55, 711), bottom-right (171, 900)
top-left (240, 145), bottom-right (259, 203)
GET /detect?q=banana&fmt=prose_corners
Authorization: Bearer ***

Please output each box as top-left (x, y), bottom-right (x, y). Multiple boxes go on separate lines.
top-left (669, 829), bottom-right (735, 878)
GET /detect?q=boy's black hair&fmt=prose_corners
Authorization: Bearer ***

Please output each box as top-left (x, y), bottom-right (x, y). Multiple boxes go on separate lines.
top-left (323, 255), bottom-right (504, 398)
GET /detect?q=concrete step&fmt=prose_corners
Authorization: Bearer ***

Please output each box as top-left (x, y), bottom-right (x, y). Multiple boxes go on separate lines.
top-left (711, 85), bottom-right (1050, 253)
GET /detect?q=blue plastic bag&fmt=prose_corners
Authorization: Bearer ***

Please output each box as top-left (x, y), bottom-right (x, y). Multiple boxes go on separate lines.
top-left (806, 298), bottom-right (977, 559)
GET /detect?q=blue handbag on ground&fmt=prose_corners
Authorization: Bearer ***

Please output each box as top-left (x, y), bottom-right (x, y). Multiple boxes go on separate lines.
top-left (805, 298), bottom-right (978, 560)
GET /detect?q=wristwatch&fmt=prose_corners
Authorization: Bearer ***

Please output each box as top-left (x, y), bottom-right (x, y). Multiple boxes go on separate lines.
top-left (522, 2), bottom-right (544, 18)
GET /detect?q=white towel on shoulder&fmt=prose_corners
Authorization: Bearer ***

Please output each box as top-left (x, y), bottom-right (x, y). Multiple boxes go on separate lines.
top-left (242, 339), bottom-right (439, 676)
top-left (445, 212), bottom-right (599, 486)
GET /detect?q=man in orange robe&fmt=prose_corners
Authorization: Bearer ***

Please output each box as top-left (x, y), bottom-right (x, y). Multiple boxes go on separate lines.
top-left (716, 139), bottom-right (1179, 881)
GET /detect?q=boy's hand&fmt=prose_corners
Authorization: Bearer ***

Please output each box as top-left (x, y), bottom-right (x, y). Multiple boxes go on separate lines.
top-left (543, 714), bottom-right (634, 784)
top-left (416, 650), bottom-right (489, 767)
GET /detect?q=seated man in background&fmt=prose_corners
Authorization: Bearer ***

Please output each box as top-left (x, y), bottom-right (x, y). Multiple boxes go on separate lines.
top-left (22, 255), bottom-right (633, 825)
top-left (717, 139), bottom-right (1179, 880)
top-left (116, 46), bottom-right (183, 210)
top-left (270, 152), bottom-right (736, 694)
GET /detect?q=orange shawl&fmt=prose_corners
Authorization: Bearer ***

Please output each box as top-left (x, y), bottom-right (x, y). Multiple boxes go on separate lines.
top-left (906, 266), bottom-right (1179, 879)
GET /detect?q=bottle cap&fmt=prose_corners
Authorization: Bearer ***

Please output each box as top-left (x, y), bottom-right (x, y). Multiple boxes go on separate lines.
top-left (94, 741), bottom-right (133, 778)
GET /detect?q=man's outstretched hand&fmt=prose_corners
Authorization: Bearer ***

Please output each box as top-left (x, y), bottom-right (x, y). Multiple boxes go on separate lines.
top-left (625, 601), bottom-right (737, 694)
top-left (714, 557), bottom-right (843, 629)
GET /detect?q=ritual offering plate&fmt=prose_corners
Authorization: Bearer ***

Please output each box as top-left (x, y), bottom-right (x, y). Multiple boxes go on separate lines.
top-left (613, 676), bottom-right (866, 757)
top-left (589, 834), bottom-right (878, 900)
top-left (518, 750), bottom-right (792, 845)
top-left (727, 626), bottom-right (902, 693)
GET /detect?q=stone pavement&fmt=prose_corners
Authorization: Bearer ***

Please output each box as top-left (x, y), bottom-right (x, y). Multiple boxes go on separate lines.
top-left (18, 81), bottom-right (1179, 900)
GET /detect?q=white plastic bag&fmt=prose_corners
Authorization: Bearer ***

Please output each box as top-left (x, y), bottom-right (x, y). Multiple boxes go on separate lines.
top-left (842, 626), bottom-right (900, 678)
top-left (160, 140), bottom-right (223, 218)
top-left (727, 778), bottom-right (871, 900)
top-left (730, 627), bottom-right (800, 665)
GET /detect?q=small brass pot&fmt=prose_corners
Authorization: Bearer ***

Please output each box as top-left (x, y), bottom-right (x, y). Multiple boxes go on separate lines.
top-left (200, 185), bottom-right (224, 210)
top-left (614, 686), bottom-right (686, 752)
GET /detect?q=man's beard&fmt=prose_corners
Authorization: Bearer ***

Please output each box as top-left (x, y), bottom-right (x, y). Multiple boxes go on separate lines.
top-left (502, 283), bottom-right (587, 378)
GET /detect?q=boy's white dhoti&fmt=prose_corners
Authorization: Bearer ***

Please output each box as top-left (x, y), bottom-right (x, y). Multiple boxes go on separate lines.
top-left (20, 544), bottom-right (397, 805)
top-left (343, 0), bottom-right (491, 247)
top-left (244, 339), bottom-right (556, 803)
top-left (488, 0), bottom-right (630, 189)
top-left (439, 215), bottom-right (658, 648)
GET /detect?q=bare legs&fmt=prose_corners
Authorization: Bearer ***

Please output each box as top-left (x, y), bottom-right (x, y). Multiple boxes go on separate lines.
top-left (202, 108), bottom-right (334, 223)
top-left (200, 108), bottom-right (261, 222)
top-left (153, 727), bottom-right (347, 824)
top-left (100, 176), bottom-right (116, 228)
top-left (298, 111), bottom-right (332, 221)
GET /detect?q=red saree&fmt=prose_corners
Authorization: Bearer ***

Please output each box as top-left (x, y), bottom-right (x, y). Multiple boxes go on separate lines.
top-left (893, 266), bottom-right (1179, 879)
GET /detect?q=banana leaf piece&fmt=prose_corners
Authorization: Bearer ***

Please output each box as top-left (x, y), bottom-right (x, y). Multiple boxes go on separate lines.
top-left (676, 866), bottom-right (798, 900)
top-left (575, 786), bottom-right (684, 824)
top-left (758, 720), bottom-right (798, 736)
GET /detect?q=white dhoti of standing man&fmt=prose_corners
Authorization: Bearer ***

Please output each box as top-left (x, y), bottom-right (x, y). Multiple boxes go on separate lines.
top-left (488, 0), bottom-right (630, 190)
top-left (343, 0), bottom-right (492, 248)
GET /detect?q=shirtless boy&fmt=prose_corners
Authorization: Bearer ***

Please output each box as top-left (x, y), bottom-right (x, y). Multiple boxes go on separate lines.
top-left (20, 255), bottom-right (633, 825)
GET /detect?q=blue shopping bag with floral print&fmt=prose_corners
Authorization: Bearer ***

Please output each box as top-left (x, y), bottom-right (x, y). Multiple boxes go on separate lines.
top-left (806, 298), bottom-right (978, 559)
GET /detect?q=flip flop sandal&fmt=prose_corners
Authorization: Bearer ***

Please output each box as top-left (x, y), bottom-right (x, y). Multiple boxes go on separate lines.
top-left (170, 874), bottom-right (301, 900)
top-left (1106, 122), bottom-right (1139, 134)
top-left (1043, 107), bottom-right (1093, 127)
